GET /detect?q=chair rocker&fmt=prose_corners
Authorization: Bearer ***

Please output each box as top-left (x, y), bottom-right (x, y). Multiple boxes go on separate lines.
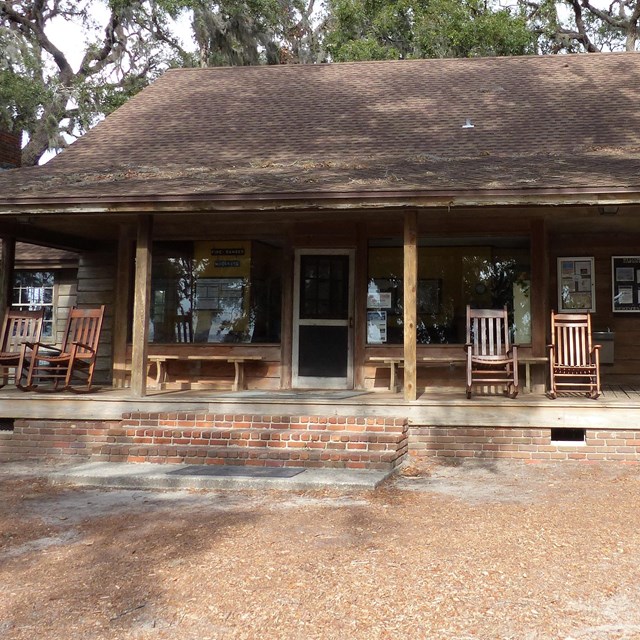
top-left (465, 305), bottom-right (519, 399)
top-left (0, 309), bottom-right (44, 387)
top-left (548, 311), bottom-right (601, 399)
top-left (18, 306), bottom-right (105, 392)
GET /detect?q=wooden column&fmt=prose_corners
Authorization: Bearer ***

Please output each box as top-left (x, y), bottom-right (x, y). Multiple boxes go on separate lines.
top-left (530, 218), bottom-right (548, 357)
top-left (0, 237), bottom-right (15, 320)
top-left (354, 224), bottom-right (367, 390)
top-left (112, 225), bottom-right (134, 388)
top-left (130, 216), bottom-right (153, 397)
top-left (280, 232), bottom-right (294, 389)
top-left (403, 211), bottom-right (418, 401)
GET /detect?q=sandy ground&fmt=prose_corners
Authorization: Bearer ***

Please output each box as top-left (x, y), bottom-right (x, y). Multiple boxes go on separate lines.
top-left (2, 458), bottom-right (640, 640)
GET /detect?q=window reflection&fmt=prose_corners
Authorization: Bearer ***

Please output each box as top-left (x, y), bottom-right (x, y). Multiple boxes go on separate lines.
top-left (367, 239), bottom-right (531, 345)
top-left (150, 240), bottom-right (282, 344)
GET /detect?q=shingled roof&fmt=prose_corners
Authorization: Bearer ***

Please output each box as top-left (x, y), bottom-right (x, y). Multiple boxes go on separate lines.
top-left (1, 52), bottom-right (640, 205)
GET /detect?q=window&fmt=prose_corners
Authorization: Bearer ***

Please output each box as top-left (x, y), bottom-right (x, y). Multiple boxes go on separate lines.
top-left (367, 238), bottom-right (531, 345)
top-left (12, 271), bottom-right (55, 338)
top-left (150, 240), bottom-right (282, 344)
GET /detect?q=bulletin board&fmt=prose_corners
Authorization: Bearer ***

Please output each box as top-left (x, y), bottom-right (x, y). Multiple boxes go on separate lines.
top-left (557, 257), bottom-right (595, 313)
top-left (612, 256), bottom-right (640, 313)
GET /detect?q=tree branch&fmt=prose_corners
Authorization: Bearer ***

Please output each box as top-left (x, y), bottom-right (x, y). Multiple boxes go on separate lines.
top-left (581, 0), bottom-right (627, 29)
top-left (569, 0), bottom-right (599, 51)
top-left (0, 1), bottom-right (74, 81)
top-left (77, 9), bottom-right (122, 79)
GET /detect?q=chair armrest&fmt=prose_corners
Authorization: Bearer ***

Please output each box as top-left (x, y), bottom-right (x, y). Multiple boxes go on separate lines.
top-left (592, 344), bottom-right (602, 350)
top-left (72, 341), bottom-right (96, 353)
top-left (23, 342), bottom-right (62, 355)
top-left (464, 343), bottom-right (473, 352)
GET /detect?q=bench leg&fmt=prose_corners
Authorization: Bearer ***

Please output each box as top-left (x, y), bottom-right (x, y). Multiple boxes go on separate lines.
top-left (233, 361), bottom-right (245, 392)
top-left (148, 359), bottom-right (166, 390)
top-left (389, 362), bottom-right (397, 393)
top-left (525, 362), bottom-right (531, 394)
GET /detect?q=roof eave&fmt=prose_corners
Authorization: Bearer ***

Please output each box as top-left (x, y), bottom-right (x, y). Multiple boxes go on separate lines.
top-left (0, 186), bottom-right (638, 215)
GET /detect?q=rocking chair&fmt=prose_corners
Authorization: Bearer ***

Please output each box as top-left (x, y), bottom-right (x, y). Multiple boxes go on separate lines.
top-left (548, 311), bottom-right (601, 399)
top-left (18, 306), bottom-right (105, 392)
top-left (0, 309), bottom-right (44, 387)
top-left (465, 305), bottom-right (519, 399)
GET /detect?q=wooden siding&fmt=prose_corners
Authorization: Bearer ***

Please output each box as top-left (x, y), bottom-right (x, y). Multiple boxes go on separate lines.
top-left (550, 231), bottom-right (640, 381)
top-left (76, 252), bottom-right (116, 383)
top-left (54, 269), bottom-right (77, 346)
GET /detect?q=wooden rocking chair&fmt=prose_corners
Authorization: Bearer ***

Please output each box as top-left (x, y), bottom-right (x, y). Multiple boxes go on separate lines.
top-left (548, 311), bottom-right (601, 399)
top-left (18, 306), bottom-right (105, 392)
top-left (465, 305), bottom-right (519, 399)
top-left (0, 309), bottom-right (44, 387)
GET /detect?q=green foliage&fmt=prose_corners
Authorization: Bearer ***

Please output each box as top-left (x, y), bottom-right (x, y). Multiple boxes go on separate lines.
top-left (521, 0), bottom-right (640, 53)
top-left (0, 0), bottom-right (190, 164)
top-left (324, 0), bottom-right (536, 61)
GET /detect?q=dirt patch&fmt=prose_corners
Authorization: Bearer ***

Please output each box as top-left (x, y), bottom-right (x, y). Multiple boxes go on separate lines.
top-left (2, 459), bottom-right (640, 639)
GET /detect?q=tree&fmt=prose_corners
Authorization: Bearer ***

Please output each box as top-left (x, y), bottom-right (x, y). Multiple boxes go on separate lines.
top-left (323, 0), bottom-right (536, 61)
top-left (0, 0), bottom-right (193, 166)
top-left (520, 0), bottom-right (640, 53)
top-left (190, 0), bottom-right (325, 66)
top-left (0, 0), bottom-right (328, 165)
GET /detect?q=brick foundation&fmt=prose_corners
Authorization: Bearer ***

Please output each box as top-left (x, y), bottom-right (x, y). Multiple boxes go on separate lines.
top-left (409, 426), bottom-right (640, 462)
top-left (0, 420), bottom-right (120, 461)
top-left (1, 414), bottom-right (409, 471)
top-left (6, 419), bottom-right (640, 469)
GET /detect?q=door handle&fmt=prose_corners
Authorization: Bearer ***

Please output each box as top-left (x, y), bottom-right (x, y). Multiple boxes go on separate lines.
top-left (349, 317), bottom-right (354, 328)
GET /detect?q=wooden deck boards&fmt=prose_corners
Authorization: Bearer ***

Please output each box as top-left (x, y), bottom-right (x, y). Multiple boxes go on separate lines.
top-left (1, 383), bottom-right (640, 429)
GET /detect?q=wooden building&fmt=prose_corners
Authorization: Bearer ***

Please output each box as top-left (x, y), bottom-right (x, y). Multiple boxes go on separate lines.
top-left (1, 53), bottom-right (640, 469)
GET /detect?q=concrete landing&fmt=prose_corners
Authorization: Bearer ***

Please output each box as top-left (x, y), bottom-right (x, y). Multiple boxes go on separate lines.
top-left (46, 461), bottom-right (393, 491)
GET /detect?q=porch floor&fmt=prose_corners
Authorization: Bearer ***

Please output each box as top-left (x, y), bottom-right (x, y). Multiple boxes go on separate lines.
top-left (1, 383), bottom-right (639, 429)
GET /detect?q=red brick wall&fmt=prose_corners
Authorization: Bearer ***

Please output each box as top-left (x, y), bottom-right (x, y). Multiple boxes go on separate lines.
top-left (7, 419), bottom-right (639, 467)
top-left (0, 131), bottom-right (21, 168)
top-left (409, 427), bottom-right (640, 462)
top-left (1, 414), bottom-right (409, 471)
top-left (0, 420), bottom-right (118, 461)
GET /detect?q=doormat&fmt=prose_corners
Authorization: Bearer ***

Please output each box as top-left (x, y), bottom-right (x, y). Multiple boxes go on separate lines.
top-left (217, 390), bottom-right (371, 400)
top-left (169, 465), bottom-right (305, 479)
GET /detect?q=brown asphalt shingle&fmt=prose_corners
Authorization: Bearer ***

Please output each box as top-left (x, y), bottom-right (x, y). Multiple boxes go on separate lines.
top-left (1, 53), bottom-right (640, 203)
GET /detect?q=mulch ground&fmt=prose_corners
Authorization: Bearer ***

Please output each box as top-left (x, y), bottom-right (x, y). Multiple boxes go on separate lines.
top-left (2, 459), bottom-right (640, 640)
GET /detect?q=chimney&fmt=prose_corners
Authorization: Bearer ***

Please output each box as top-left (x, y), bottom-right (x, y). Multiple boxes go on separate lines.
top-left (0, 130), bottom-right (22, 169)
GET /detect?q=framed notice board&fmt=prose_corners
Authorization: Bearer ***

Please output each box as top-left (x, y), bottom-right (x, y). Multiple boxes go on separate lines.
top-left (612, 256), bottom-right (640, 312)
top-left (557, 257), bottom-right (595, 313)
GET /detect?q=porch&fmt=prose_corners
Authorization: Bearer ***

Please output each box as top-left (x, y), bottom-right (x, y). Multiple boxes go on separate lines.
top-left (2, 385), bottom-right (640, 469)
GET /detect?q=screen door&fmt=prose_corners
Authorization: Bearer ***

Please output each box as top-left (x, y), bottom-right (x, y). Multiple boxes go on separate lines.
top-left (292, 250), bottom-right (354, 389)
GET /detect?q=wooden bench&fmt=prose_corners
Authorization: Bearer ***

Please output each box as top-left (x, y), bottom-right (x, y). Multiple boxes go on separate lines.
top-left (367, 356), bottom-right (405, 393)
top-left (519, 356), bottom-right (549, 394)
top-left (368, 354), bottom-right (548, 393)
top-left (367, 355), bottom-right (466, 392)
top-left (148, 355), bottom-right (263, 391)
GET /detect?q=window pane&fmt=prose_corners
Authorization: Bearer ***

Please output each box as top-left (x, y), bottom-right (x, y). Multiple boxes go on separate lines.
top-left (367, 239), bottom-right (531, 345)
top-left (299, 255), bottom-right (348, 320)
top-left (150, 240), bottom-right (282, 344)
top-left (12, 270), bottom-right (55, 341)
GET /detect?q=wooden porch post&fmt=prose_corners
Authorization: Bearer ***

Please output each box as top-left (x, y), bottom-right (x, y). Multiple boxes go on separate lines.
top-left (354, 224), bottom-right (367, 390)
top-left (112, 225), bottom-right (134, 388)
top-left (280, 233), bottom-right (294, 389)
top-left (404, 211), bottom-right (418, 401)
top-left (0, 237), bottom-right (15, 320)
top-left (131, 216), bottom-right (153, 397)
top-left (530, 218), bottom-right (548, 357)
